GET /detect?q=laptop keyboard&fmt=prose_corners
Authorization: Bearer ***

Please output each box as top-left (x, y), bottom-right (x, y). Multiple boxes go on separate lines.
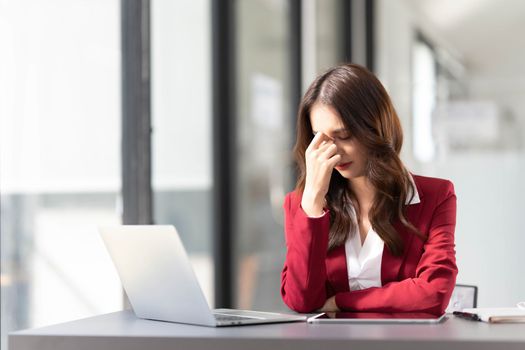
top-left (213, 313), bottom-right (257, 322)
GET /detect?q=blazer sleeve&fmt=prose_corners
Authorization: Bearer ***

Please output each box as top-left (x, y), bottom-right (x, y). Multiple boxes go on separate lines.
top-left (280, 192), bottom-right (331, 313)
top-left (334, 180), bottom-right (458, 315)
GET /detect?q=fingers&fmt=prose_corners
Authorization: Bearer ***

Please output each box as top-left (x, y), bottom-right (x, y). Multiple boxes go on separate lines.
top-left (319, 140), bottom-right (335, 151)
top-left (326, 153), bottom-right (342, 168)
top-left (317, 142), bottom-right (338, 160)
top-left (307, 139), bottom-right (340, 171)
top-left (306, 132), bottom-right (331, 153)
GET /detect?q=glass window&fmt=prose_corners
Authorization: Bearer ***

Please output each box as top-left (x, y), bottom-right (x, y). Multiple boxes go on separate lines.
top-left (151, 0), bottom-right (214, 306)
top-left (302, 0), bottom-right (347, 88)
top-left (234, 0), bottom-right (294, 311)
top-left (233, 0), bottom-right (347, 311)
top-left (0, 1), bottom-right (122, 349)
top-left (316, 0), bottom-right (346, 72)
top-left (412, 39), bottom-right (437, 162)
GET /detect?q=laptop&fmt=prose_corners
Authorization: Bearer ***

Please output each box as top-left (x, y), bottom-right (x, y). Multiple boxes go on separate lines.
top-left (99, 225), bottom-right (306, 327)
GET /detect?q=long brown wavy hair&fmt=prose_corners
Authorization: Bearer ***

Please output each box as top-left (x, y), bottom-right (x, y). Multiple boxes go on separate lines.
top-left (294, 63), bottom-right (422, 256)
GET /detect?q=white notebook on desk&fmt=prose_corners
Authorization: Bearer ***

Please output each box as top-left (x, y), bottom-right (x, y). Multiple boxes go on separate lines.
top-left (462, 307), bottom-right (525, 323)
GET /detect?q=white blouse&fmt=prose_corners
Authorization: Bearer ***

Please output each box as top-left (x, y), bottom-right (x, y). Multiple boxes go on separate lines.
top-left (344, 207), bottom-right (384, 291)
top-left (344, 177), bottom-right (421, 291)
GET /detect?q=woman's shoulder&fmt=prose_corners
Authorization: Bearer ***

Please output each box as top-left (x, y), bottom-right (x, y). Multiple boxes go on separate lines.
top-left (411, 174), bottom-right (455, 202)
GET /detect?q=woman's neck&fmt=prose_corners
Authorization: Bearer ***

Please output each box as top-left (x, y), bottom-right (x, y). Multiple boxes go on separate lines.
top-left (349, 176), bottom-right (375, 210)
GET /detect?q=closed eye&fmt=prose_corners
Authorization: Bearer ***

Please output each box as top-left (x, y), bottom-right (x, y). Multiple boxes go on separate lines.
top-left (312, 130), bottom-right (351, 141)
top-left (335, 134), bottom-right (352, 141)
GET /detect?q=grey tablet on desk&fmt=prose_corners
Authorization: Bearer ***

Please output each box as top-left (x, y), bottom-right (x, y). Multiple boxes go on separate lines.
top-left (99, 225), bottom-right (306, 327)
top-left (308, 312), bottom-right (446, 324)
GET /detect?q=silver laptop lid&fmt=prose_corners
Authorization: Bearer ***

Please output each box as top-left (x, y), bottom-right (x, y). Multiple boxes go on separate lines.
top-left (99, 225), bottom-right (216, 326)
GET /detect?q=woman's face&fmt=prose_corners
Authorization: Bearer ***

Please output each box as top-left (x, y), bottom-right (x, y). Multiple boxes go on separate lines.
top-left (309, 102), bottom-right (368, 180)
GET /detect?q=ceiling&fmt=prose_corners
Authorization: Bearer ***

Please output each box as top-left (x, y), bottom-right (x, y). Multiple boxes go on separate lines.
top-left (406, 0), bottom-right (525, 76)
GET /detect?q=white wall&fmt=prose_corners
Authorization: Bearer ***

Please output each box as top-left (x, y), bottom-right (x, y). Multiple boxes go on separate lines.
top-left (376, 0), bottom-right (525, 307)
top-left (434, 153), bottom-right (525, 307)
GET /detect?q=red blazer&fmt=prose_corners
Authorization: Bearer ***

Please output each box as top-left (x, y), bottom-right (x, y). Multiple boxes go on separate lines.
top-left (280, 175), bottom-right (457, 315)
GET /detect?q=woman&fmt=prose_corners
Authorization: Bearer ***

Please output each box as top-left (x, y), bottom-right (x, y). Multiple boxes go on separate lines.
top-left (280, 63), bottom-right (457, 315)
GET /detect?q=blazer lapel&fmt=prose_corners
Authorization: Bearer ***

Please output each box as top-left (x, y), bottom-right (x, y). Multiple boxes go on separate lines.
top-left (381, 201), bottom-right (424, 284)
top-left (326, 244), bottom-right (350, 293)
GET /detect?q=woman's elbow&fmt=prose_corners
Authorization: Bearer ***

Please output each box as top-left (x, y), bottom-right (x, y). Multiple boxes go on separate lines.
top-left (281, 288), bottom-right (323, 313)
top-left (283, 297), bottom-right (320, 313)
top-left (430, 276), bottom-right (457, 315)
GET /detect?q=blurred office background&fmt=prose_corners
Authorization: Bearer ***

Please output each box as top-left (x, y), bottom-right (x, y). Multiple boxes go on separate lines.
top-left (1, 0), bottom-right (524, 348)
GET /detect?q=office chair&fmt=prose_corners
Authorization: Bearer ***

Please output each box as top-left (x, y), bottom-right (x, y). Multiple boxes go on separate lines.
top-left (446, 284), bottom-right (478, 312)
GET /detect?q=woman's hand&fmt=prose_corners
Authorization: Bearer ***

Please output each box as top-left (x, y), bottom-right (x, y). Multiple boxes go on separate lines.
top-left (318, 296), bottom-right (340, 312)
top-left (301, 132), bottom-right (341, 217)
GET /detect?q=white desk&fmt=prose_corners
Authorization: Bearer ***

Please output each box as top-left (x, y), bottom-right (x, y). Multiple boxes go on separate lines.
top-left (8, 310), bottom-right (525, 350)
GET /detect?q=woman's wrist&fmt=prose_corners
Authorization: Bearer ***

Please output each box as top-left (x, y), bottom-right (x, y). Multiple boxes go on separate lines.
top-left (301, 190), bottom-right (326, 217)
